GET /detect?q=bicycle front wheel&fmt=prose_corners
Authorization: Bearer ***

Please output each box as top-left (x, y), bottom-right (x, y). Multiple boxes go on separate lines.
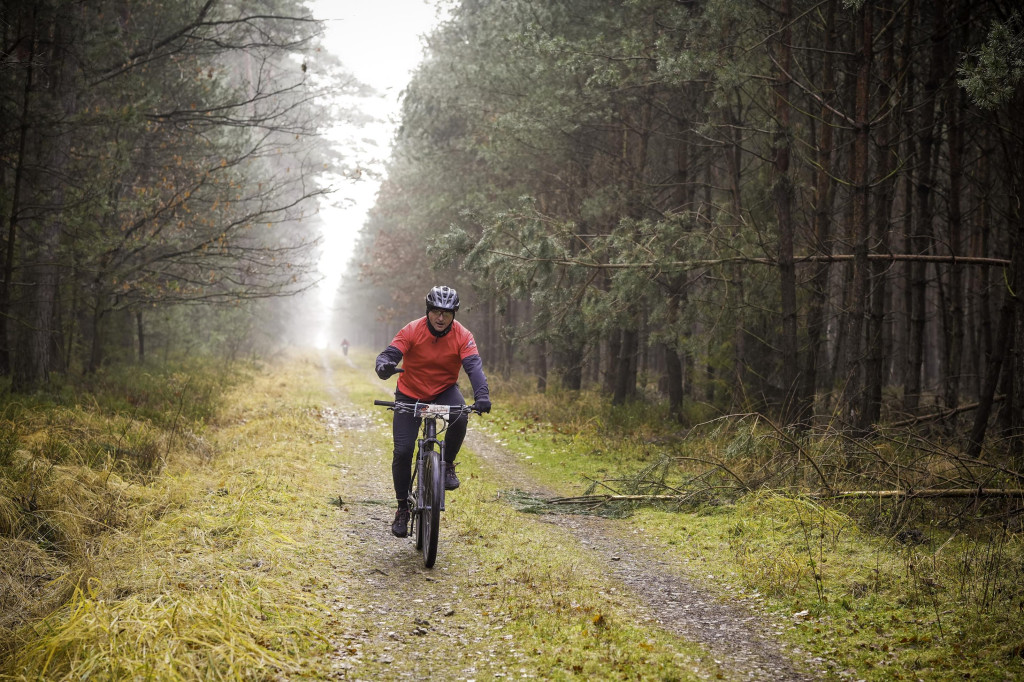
top-left (421, 448), bottom-right (443, 568)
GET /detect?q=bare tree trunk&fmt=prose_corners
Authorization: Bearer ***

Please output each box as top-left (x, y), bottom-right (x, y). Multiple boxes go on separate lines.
top-left (560, 342), bottom-right (584, 390)
top-left (905, 2), bottom-right (948, 413)
top-left (88, 299), bottom-right (106, 374)
top-left (943, 90), bottom-right (966, 414)
top-left (971, 134), bottom-right (993, 399)
top-left (604, 328), bottom-right (621, 395)
top-left (772, 0), bottom-right (801, 423)
top-left (534, 339), bottom-right (547, 393)
top-left (0, 5), bottom-right (38, 376)
top-left (864, 0), bottom-right (898, 428)
top-left (894, 0), bottom-right (917, 394)
top-left (136, 311), bottom-right (145, 363)
top-left (1008, 183), bottom-right (1024, 461)
top-left (12, 7), bottom-right (76, 392)
top-left (803, 0), bottom-right (838, 421)
top-left (849, 2), bottom-right (874, 429)
top-left (725, 97), bottom-right (747, 407)
top-left (503, 299), bottom-right (515, 381)
top-left (968, 291), bottom-right (1014, 456)
top-left (664, 342), bottom-right (684, 419)
top-left (612, 327), bottom-right (638, 405)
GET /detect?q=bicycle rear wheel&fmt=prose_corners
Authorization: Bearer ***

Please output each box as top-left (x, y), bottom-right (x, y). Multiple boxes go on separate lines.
top-left (421, 448), bottom-right (442, 567)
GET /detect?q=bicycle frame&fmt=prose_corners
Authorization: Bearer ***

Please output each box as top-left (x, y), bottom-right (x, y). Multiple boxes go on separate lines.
top-left (414, 403), bottom-right (448, 512)
top-left (374, 399), bottom-right (477, 567)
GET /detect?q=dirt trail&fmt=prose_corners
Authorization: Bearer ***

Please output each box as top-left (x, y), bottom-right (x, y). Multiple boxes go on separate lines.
top-left (318, 352), bottom-right (829, 680)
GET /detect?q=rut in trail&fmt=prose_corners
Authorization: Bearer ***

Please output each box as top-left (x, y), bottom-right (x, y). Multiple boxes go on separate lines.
top-left (465, 430), bottom-right (832, 681)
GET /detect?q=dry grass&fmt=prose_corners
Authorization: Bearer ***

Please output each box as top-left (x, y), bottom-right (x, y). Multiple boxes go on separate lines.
top-left (0, 361), bottom-right (263, 679)
top-left (6, 361), bottom-right (342, 680)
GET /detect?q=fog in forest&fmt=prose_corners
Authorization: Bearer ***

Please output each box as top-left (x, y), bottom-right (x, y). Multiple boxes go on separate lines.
top-left (2, 0), bottom-right (1023, 456)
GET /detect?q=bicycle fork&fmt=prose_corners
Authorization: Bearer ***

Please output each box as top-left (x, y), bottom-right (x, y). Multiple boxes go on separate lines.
top-left (418, 435), bottom-right (446, 511)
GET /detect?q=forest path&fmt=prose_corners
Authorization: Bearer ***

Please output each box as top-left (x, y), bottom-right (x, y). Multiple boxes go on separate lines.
top-left (314, 351), bottom-right (829, 680)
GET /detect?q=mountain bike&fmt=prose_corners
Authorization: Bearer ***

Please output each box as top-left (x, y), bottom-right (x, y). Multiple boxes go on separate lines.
top-left (374, 398), bottom-right (480, 568)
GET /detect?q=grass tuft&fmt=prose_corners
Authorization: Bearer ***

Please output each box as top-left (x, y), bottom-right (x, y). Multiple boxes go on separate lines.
top-left (0, 359), bottom-right (241, 663)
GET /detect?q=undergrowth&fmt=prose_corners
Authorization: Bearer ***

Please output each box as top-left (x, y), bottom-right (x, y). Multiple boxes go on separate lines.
top-left (0, 359), bottom-right (242, 663)
top-left (488, 375), bottom-right (1024, 681)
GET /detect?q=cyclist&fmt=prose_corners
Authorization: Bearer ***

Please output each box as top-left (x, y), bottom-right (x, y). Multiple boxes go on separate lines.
top-left (375, 285), bottom-right (492, 538)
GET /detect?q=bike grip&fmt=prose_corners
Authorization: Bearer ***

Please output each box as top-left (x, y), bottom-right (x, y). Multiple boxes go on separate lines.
top-left (394, 368), bottom-right (404, 373)
top-left (374, 400), bottom-right (395, 407)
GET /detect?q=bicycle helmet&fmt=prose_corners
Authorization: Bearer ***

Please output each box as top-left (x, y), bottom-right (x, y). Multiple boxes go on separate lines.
top-left (425, 285), bottom-right (460, 312)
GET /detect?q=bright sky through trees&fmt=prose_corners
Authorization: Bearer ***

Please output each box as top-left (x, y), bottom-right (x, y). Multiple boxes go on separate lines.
top-left (308, 0), bottom-right (443, 345)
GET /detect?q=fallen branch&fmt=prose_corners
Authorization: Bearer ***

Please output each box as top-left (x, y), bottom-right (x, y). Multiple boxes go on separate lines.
top-left (548, 494), bottom-right (688, 505)
top-left (810, 488), bottom-right (1024, 500)
top-left (671, 455), bottom-right (750, 491)
top-left (548, 488), bottom-right (1024, 506)
top-left (888, 396), bottom-right (1004, 428)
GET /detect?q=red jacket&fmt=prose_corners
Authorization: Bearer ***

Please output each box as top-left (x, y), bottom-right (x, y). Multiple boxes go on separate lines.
top-left (389, 318), bottom-right (480, 400)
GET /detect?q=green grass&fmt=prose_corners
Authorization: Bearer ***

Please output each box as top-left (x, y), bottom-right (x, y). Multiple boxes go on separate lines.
top-left (440, 454), bottom-right (711, 680)
top-left (489, 380), bottom-right (1024, 681)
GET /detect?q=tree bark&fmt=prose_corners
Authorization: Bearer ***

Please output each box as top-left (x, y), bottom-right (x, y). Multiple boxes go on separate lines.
top-left (967, 289), bottom-right (1014, 457)
top-left (0, 4), bottom-right (38, 376)
top-left (864, 0), bottom-right (898, 428)
top-left (942, 89), bottom-right (966, 415)
top-left (905, 2), bottom-right (948, 413)
top-left (772, 0), bottom-right (801, 424)
top-left (664, 342), bottom-right (684, 419)
top-left (803, 0), bottom-right (837, 422)
top-left (534, 340), bottom-right (547, 393)
top-left (604, 328), bottom-right (621, 395)
top-left (136, 311), bottom-right (145, 363)
top-left (612, 327), bottom-right (638, 405)
top-left (849, 2), bottom-right (873, 429)
top-left (12, 5), bottom-right (76, 391)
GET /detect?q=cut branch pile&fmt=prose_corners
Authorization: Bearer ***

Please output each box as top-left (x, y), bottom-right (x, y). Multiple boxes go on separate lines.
top-left (545, 413), bottom-right (1024, 525)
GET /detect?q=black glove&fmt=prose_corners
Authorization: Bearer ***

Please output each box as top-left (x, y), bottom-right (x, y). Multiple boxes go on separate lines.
top-left (474, 399), bottom-right (491, 414)
top-left (376, 361), bottom-right (397, 380)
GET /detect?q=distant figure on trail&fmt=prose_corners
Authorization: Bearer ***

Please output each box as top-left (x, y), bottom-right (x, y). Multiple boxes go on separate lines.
top-left (341, 338), bottom-right (349, 356)
top-left (374, 285), bottom-right (491, 538)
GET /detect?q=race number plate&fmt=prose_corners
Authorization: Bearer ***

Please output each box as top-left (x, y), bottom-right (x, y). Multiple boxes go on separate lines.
top-left (417, 404), bottom-right (450, 419)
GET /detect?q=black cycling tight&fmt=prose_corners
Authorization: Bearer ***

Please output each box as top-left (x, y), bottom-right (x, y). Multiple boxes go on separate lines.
top-left (391, 385), bottom-right (467, 503)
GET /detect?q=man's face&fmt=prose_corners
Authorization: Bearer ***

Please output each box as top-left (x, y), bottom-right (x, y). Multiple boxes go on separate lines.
top-left (428, 307), bottom-right (454, 332)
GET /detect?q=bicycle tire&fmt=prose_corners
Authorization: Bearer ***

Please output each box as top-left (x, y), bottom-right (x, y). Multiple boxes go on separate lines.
top-left (422, 449), bottom-right (442, 567)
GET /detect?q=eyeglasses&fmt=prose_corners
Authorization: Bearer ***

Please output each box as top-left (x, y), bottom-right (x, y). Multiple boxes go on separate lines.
top-left (428, 308), bottom-right (454, 319)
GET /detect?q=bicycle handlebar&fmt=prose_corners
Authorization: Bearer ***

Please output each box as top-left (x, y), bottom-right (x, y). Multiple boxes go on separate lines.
top-left (373, 399), bottom-right (483, 415)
